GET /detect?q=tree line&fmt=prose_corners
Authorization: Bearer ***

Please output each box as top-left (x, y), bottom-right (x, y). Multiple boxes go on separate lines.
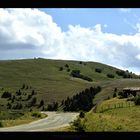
top-left (61, 86), bottom-right (101, 112)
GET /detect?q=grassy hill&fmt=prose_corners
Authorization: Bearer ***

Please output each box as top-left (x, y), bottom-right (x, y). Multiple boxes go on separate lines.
top-left (0, 58), bottom-right (139, 111)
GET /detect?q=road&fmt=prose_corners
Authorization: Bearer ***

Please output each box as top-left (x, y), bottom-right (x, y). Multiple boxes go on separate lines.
top-left (0, 111), bottom-right (79, 131)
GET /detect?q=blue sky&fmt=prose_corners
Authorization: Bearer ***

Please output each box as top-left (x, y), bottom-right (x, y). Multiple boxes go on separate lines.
top-left (40, 8), bottom-right (140, 35)
top-left (1, 8), bottom-right (140, 74)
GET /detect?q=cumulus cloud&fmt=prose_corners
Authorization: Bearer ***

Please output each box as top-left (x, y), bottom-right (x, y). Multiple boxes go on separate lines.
top-left (1, 8), bottom-right (140, 74)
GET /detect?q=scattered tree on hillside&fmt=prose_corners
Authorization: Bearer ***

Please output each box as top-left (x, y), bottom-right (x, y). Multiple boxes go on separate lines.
top-left (67, 68), bottom-right (70, 72)
top-left (31, 97), bottom-right (37, 106)
top-left (70, 70), bottom-right (93, 82)
top-left (39, 100), bottom-right (44, 107)
top-left (134, 96), bottom-right (140, 105)
top-left (47, 102), bottom-right (58, 111)
top-left (1, 91), bottom-right (12, 98)
top-left (113, 92), bottom-right (117, 98)
top-left (59, 67), bottom-right (63, 71)
top-left (21, 83), bottom-right (25, 89)
top-left (95, 68), bottom-right (102, 73)
top-left (16, 90), bottom-right (22, 96)
top-left (107, 74), bottom-right (115, 78)
top-left (65, 64), bottom-right (69, 68)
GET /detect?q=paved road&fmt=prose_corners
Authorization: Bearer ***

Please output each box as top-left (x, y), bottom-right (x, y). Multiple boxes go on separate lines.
top-left (0, 112), bottom-right (79, 131)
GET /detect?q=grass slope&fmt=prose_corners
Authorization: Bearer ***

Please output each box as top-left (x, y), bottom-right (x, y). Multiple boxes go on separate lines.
top-left (0, 58), bottom-right (139, 108)
top-left (70, 98), bottom-right (140, 132)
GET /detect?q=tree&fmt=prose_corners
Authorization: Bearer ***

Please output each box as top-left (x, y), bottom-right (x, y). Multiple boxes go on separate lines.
top-left (67, 68), bottom-right (70, 72)
top-left (70, 70), bottom-right (80, 77)
top-left (113, 92), bottom-right (117, 98)
top-left (134, 96), bottom-right (140, 105)
top-left (114, 88), bottom-right (117, 92)
top-left (70, 118), bottom-right (85, 132)
top-left (31, 90), bottom-right (35, 95)
top-left (27, 94), bottom-right (32, 100)
top-left (16, 90), bottom-right (21, 96)
top-left (31, 97), bottom-right (37, 106)
top-left (1, 91), bottom-right (12, 98)
top-left (39, 100), bottom-right (44, 107)
top-left (95, 68), bottom-right (102, 73)
top-left (59, 67), bottom-right (63, 71)
top-left (79, 111), bottom-right (85, 118)
top-left (7, 102), bottom-right (12, 109)
top-left (65, 64), bottom-right (69, 68)
top-left (21, 83), bottom-right (25, 89)
top-left (107, 74), bottom-right (115, 78)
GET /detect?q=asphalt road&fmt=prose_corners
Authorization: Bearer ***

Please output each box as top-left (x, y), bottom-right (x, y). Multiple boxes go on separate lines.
top-left (0, 111), bottom-right (79, 132)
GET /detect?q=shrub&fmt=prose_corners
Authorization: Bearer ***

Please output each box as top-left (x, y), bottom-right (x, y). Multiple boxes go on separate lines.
top-left (134, 96), bottom-right (140, 105)
top-left (16, 90), bottom-right (22, 96)
top-left (39, 100), bottom-right (44, 107)
top-left (70, 70), bottom-right (80, 77)
top-left (79, 111), bottom-right (85, 118)
top-left (0, 122), bottom-right (3, 127)
top-left (95, 68), bottom-right (102, 73)
top-left (67, 68), bottom-right (70, 72)
top-left (32, 112), bottom-right (41, 118)
top-left (70, 118), bottom-right (85, 132)
top-left (59, 67), bottom-right (63, 71)
top-left (65, 64), bottom-right (69, 68)
top-left (113, 92), bottom-right (117, 98)
top-left (107, 74), bottom-right (115, 78)
top-left (1, 91), bottom-right (12, 98)
top-left (21, 83), bottom-right (25, 89)
top-left (79, 61), bottom-right (83, 64)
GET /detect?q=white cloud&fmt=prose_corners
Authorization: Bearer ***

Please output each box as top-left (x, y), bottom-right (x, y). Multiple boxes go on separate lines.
top-left (119, 8), bottom-right (131, 13)
top-left (1, 8), bottom-right (140, 74)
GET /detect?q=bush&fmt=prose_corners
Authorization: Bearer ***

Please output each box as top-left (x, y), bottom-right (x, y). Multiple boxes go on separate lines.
top-left (79, 111), bottom-right (85, 118)
top-left (59, 67), bottom-right (63, 71)
top-left (32, 112), bottom-right (41, 118)
top-left (95, 68), bottom-right (102, 73)
top-left (16, 90), bottom-right (22, 96)
top-left (0, 122), bottom-right (3, 127)
top-left (70, 118), bottom-right (85, 132)
top-left (67, 68), bottom-right (70, 72)
top-left (107, 74), bottom-right (115, 78)
top-left (39, 100), bottom-right (44, 107)
top-left (70, 70), bottom-right (92, 82)
top-left (70, 70), bottom-right (80, 77)
top-left (65, 64), bottom-right (69, 68)
top-left (21, 83), bottom-right (25, 89)
top-left (134, 96), bottom-right (140, 105)
top-left (1, 91), bottom-right (12, 98)
top-left (113, 92), bottom-right (117, 98)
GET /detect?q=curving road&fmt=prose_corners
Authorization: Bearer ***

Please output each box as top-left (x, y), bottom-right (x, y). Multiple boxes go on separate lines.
top-left (0, 111), bottom-right (79, 132)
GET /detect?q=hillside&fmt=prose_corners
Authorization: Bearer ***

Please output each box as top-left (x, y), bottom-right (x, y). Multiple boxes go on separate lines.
top-left (0, 58), bottom-right (139, 111)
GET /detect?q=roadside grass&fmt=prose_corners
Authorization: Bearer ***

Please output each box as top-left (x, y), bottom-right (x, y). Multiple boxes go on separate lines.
top-left (70, 98), bottom-right (140, 132)
top-left (95, 97), bottom-right (135, 113)
top-left (0, 111), bottom-right (47, 127)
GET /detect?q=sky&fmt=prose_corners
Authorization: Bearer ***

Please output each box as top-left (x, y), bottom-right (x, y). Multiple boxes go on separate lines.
top-left (1, 8), bottom-right (140, 74)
